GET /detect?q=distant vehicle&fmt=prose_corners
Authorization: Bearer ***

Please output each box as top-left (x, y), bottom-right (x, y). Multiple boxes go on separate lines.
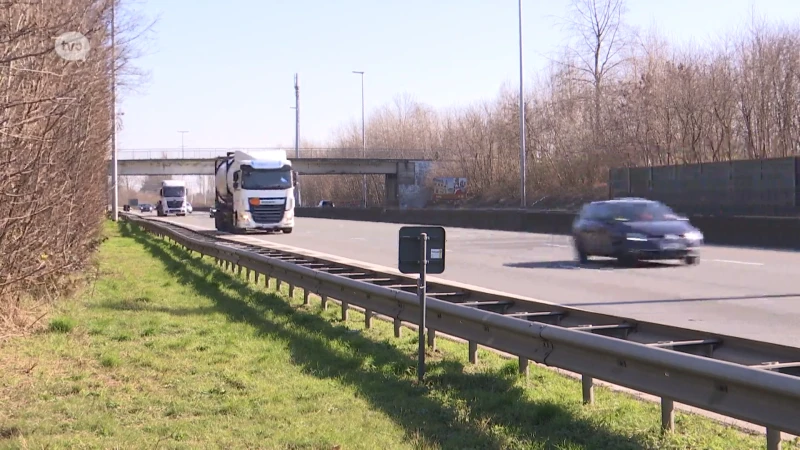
top-left (214, 149), bottom-right (296, 234)
top-left (157, 180), bottom-right (188, 217)
top-left (209, 206), bottom-right (217, 218)
top-left (571, 198), bottom-right (703, 266)
top-left (317, 200), bottom-right (335, 208)
top-left (122, 205), bottom-right (130, 212)
top-left (139, 203), bottom-right (153, 213)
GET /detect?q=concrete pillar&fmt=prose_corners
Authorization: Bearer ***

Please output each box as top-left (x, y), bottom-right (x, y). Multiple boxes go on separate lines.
top-left (384, 173), bottom-right (398, 207)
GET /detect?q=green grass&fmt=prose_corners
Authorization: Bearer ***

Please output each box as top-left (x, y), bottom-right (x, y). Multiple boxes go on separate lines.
top-left (0, 221), bottom-right (795, 450)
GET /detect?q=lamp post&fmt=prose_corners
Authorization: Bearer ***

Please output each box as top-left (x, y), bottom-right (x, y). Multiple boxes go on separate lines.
top-left (352, 70), bottom-right (367, 208)
top-left (178, 130), bottom-right (189, 158)
top-left (518, 0), bottom-right (527, 208)
top-left (110, 0), bottom-right (118, 221)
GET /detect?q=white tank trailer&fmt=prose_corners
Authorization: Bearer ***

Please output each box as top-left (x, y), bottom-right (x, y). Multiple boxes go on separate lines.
top-left (213, 150), bottom-right (296, 233)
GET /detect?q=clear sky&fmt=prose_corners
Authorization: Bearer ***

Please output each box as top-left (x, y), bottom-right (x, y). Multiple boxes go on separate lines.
top-left (116, 0), bottom-right (800, 152)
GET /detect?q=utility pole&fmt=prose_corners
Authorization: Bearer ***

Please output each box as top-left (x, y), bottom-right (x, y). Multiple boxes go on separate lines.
top-left (110, 0), bottom-right (118, 221)
top-left (294, 73), bottom-right (301, 207)
top-left (353, 70), bottom-right (367, 208)
top-left (178, 130), bottom-right (189, 158)
top-left (518, 0), bottom-right (527, 208)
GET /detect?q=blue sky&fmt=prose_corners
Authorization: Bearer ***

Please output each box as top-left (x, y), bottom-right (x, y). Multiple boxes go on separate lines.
top-left (116, 0), bottom-right (800, 153)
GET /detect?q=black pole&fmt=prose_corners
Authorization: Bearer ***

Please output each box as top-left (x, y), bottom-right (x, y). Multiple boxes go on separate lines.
top-left (417, 232), bottom-right (428, 382)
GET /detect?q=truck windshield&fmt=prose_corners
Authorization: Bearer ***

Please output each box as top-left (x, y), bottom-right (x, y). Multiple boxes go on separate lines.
top-left (162, 186), bottom-right (185, 197)
top-left (241, 169), bottom-right (292, 190)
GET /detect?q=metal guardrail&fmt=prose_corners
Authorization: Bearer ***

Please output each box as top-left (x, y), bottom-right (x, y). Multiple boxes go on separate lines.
top-left (121, 213), bottom-right (800, 448)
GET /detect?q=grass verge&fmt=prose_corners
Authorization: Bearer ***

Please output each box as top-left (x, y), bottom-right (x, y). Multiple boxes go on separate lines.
top-left (0, 220), bottom-right (795, 450)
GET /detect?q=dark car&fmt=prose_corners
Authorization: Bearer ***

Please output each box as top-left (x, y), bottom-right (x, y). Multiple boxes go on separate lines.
top-left (317, 200), bottom-right (335, 208)
top-left (571, 198), bottom-right (703, 266)
top-left (139, 203), bottom-right (153, 212)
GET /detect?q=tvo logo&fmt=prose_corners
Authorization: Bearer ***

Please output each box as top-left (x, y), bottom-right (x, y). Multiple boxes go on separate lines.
top-left (54, 32), bottom-right (90, 61)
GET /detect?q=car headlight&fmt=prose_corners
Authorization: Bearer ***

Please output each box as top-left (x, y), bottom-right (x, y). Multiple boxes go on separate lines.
top-left (626, 233), bottom-right (648, 241)
top-left (684, 230), bottom-right (703, 241)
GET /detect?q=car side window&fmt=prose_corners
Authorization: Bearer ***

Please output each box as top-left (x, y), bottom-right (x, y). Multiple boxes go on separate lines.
top-left (593, 204), bottom-right (613, 221)
top-left (580, 204), bottom-right (601, 220)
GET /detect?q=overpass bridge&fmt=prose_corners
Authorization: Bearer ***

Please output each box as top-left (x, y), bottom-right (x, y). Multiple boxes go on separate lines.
top-left (111, 148), bottom-right (436, 207)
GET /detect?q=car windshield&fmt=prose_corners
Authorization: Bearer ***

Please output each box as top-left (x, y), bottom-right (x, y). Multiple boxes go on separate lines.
top-left (162, 186), bottom-right (185, 197)
top-left (241, 169), bottom-right (292, 190)
top-left (607, 202), bottom-right (679, 221)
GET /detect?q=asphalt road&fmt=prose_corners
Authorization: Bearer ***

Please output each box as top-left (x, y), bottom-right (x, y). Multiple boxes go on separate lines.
top-left (157, 214), bottom-right (800, 347)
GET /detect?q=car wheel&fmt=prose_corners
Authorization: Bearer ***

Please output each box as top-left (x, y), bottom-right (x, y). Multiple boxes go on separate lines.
top-left (684, 255), bottom-right (699, 265)
top-left (574, 237), bottom-right (589, 263)
top-left (617, 253), bottom-right (638, 267)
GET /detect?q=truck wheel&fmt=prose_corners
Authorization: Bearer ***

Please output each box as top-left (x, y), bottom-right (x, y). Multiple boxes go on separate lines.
top-left (177, 213), bottom-right (185, 217)
top-left (282, 228), bottom-right (293, 234)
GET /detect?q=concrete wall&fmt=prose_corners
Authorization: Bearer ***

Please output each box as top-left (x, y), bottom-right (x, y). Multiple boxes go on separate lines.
top-left (296, 206), bottom-right (800, 250)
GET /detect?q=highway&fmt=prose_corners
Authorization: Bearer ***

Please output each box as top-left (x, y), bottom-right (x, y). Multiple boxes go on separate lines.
top-left (158, 214), bottom-right (800, 348)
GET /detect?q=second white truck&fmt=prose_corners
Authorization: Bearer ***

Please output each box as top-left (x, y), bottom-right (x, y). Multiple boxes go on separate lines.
top-left (213, 150), bottom-right (296, 233)
top-left (157, 179), bottom-right (188, 216)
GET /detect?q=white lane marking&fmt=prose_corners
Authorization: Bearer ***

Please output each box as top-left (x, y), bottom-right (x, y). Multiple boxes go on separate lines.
top-left (544, 243), bottom-right (569, 248)
top-left (351, 237), bottom-right (366, 241)
top-left (710, 259), bottom-right (764, 266)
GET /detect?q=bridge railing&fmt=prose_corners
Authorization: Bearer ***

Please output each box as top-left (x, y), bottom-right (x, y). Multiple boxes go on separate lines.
top-left (116, 148), bottom-right (437, 160)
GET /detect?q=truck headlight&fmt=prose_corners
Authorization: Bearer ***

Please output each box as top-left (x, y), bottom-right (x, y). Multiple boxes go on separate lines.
top-left (285, 196), bottom-right (294, 211)
top-left (238, 211), bottom-right (251, 222)
top-left (683, 230), bottom-right (703, 241)
top-left (626, 233), bottom-right (648, 241)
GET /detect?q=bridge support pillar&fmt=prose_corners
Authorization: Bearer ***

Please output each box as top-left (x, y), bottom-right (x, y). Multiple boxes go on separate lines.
top-left (385, 173), bottom-right (398, 207)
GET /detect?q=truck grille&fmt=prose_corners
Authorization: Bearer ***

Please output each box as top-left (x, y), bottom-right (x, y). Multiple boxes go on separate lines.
top-left (250, 198), bottom-right (285, 224)
top-left (167, 200), bottom-right (183, 209)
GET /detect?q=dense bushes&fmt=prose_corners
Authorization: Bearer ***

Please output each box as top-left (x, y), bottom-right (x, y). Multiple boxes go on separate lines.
top-left (0, 0), bottom-right (143, 329)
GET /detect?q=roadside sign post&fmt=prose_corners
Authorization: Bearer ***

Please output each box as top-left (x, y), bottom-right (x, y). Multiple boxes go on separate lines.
top-left (398, 226), bottom-right (446, 382)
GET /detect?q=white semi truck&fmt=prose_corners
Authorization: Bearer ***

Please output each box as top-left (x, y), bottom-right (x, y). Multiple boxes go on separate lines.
top-left (214, 150), bottom-right (296, 233)
top-left (157, 179), bottom-right (188, 216)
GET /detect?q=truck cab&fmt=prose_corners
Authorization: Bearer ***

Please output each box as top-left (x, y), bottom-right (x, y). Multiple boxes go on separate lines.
top-left (214, 150), bottom-right (296, 234)
top-left (157, 180), bottom-right (188, 216)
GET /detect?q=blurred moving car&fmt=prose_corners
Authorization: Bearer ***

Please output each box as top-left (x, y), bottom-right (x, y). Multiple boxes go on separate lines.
top-left (571, 198), bottom-right (703, 266)
top-left (139, 203), bottom-right (153, 213)
top-left (317, 200), bottom-right (335, 208)
top-left (209, 206), bottom-right (217, 218)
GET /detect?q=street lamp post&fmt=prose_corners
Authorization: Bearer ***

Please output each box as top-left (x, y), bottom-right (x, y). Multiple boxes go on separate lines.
top-left (518, 0), bottom-right (527, 208)
top-left (178, 130), bottom-right (189, 158)
top-left (110, 0), bottom-right (118, 221)
top-left (353, 70), bottom-right (367, 208)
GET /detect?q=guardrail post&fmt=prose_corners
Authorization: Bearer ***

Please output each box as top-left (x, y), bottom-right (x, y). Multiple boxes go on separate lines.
top-left (582, 375), bottom-right (594, 405)
top-left (246, 268), bottom-right (251, 280)
top-left (468, 341), bottom-right (478, 364)
top-left (661, 398), bottom-right (674, 432)
top-left (767, 428), bottom-right (781, 450)
top-left (393, 319), bottom-right (402, 338)
top-left (303, 289), bottom-right (310, 305)
top-left (289, 284), bottom-right (295, 297)
top-left (519, 357), bottom-right (529, 376)
top-left (254, 272), bottom-right (260, 284)
top-left (276, 278), bottom-right (282, 290)
top-left (427, 328), bottom-right (436, 350)
top-left (321, 295), bottom-right (328, 310)
top-left (237, 265), bottom-right (243, 276)
top-left (341, 302), bottom-right (349, 321)
top-left (364, 309), bottom-right (372, 328)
